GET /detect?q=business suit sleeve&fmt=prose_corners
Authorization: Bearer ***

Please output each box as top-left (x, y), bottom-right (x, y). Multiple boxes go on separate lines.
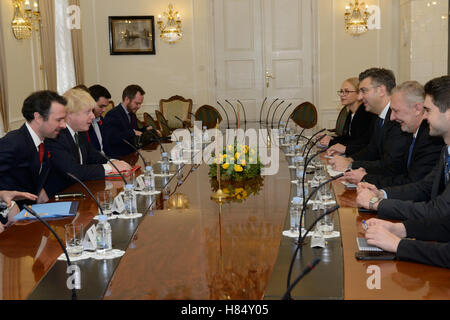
top-left (351, 123), bottom-right (411, 175)
top-left (383, 152), bottom-right (443, 201)
top-left (362, 129), bottom-right (444, 188)
top-left (46, 137), bottom-right (105, 181)
top-left (396, 215), bottom-right (450, 268)
top-left (377, 183), bottom-right (450, 220)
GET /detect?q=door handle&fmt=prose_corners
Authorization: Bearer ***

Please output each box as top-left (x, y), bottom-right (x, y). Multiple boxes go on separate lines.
top-left (265, 71), bottom-right (275, 88)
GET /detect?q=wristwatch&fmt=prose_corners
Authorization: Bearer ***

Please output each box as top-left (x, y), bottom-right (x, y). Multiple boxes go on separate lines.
top-left (369, 197), bottom-right (380, 210)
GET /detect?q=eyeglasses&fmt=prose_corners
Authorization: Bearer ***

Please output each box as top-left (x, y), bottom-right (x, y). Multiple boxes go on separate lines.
top-left (337, 89), bottom-right (357, 96)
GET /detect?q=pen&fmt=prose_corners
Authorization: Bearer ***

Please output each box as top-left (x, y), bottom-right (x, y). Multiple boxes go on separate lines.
top-left (362, 220), bottom-right (368, 231)
top-left (55, 193), bottom-right (85, 200)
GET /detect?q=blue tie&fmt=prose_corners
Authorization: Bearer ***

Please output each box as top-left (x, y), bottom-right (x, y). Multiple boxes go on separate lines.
top-left (445, 148), bottom-right (450, 185)
top-left (407, 137), bottom-right (416, 169)
top-left (377, 117), bottom-right (383, 131)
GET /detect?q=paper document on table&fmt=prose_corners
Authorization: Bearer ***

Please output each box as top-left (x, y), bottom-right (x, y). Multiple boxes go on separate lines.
top-left (327, 165), bottom-right (344, 177)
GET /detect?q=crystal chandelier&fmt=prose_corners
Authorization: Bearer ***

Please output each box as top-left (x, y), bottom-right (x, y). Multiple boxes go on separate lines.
top-left (344, 0), bottom-right (371, 36)
top-left (157, 4), bottom-right (182, 44)
top-left (11, 0), bottom-right (40, 40)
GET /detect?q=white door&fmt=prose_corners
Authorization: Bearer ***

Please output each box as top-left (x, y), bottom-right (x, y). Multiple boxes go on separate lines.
top-left (214, 0), bottom-right (314, 125)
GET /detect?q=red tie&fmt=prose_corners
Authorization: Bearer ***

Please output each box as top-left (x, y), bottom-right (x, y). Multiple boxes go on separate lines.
top-left (38, 143), bottom-right (45, 164)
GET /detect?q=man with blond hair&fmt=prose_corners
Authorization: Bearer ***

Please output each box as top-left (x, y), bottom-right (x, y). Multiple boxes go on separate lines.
top-left (45, 88), bottom-right (131, 196)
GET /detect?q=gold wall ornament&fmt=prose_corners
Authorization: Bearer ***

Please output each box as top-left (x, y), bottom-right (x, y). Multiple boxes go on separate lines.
top-left (344, 0), bottom-right (371, 36)
top-left (11, 0), bottom-right (40, 40)
top-left (157, 4), bottom-right (182, 43)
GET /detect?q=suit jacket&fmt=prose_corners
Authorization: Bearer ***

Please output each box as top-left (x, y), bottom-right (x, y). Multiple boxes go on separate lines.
top-left (85, 116), bottom-right (104, 152)
top-left (0, 124), bottom-right (50, 197)
top-left (363, 121), bottom-right (444, 188)
top-left (102, 104), bottom-right (140, 157)
top-left (350, 108), bottom-right (412, 175)
top-left (396, 214), bottom-right (450, 268)
top-left (377, 146), bottom-right (449, 220)
top-left (330, 104), bottom-right (377, 155)
top-left (44, 128), bottom-right (106, 197)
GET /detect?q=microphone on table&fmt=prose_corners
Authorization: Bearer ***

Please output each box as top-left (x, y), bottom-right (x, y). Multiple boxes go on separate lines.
top-left (301, 128), bottom-right (326, 157)
top-left (174, 116), bottom-right (191, 134)
top-left (295, 127), bottom-right (308, 144)
top-left (94, 150), bottom-right (128, 185)
top-left (267, 100), bottom-right (284, 128)
top-left (284, 204), bottom-right (339, 300)
top-left (278, 103), bottom-right (293, 129)
top-left (188, 112), bottom-right (198, 127)
top-left (282, 258), bottom-right (321, 300)
top-left (122, 139), bottom-right (148, 168)
top-left (259, 97), bottom-right (268, 125)
top-left (237, 100), bottom-right (247, 131)
top-left (216, 101), bottom-right (230, 129)
top-left (23, 205), bottom-right (78, 300)
top-left (148, 130), bottom-right (166, 154)
top-left (303, 134), bottom-right (328, 166)
top-left (301, 145), bottom-right (333, 208)
top-left (266, 99), bottom-right (281, 128)
top-left (225, 100), bottom-right (238, 128)
top-left (66, 172), bottom-right (105, 216)
top-left (272, 102), bottom-right (291, 129)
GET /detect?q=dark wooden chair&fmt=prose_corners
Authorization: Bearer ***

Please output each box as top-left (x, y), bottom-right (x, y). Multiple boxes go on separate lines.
top-left (194, 105), bottom-right (222, 129)
top-left (155, 110), bottom-right (172, 137)
top-left (290, 102), bottom-right (318, 129)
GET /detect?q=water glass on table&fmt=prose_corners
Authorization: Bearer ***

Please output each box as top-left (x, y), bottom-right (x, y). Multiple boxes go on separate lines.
top-left (65, 222), bottom-right (84, 257)
top-left (97, 190), bottom-right (113, 216)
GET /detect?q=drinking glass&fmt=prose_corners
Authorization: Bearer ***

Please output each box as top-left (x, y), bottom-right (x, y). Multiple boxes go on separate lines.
top-left (65, 223), bottom-right (83, 257)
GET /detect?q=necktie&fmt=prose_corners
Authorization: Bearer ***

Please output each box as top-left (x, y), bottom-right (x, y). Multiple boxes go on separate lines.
top-left (38, 143), bottom-right (44, 164)
top-left (74, 133), bottom-right (81, 164)
top-left (130, 114), bottom-right (136, 129)
top-left (445, 149), bottom-right (450, 185)
top-left (377, 117), bottom-right (383, 131)
top-left (407, 137), bottom-right (416, 169)
top-left (74, 133), bottom-right (80, 148)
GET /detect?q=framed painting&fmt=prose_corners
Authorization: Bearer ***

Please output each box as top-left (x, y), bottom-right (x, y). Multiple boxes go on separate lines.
top-left (109, 16), bottom-right (156, 55)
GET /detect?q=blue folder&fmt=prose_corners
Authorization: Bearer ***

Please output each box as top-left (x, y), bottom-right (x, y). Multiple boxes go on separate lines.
top-left (14, 202), bottom-right (79, 221)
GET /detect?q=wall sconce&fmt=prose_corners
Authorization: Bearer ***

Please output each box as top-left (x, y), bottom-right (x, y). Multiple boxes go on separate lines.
top-left (11, 0), bottom-right (40, 40)
top-left (344, 0), bottom-right (371, 36)
top-left (157, 4), bottom-right (182, 44)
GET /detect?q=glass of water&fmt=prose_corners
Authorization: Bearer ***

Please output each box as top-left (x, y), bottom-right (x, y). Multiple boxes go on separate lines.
top-left (65, 222), bottom-right (83, 257)
top-left (97, 190), bottom-right (113, 216)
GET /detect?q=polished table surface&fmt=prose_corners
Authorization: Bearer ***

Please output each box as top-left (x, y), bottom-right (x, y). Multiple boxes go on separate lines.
top-left (0, 131), bottom-right (449, 300)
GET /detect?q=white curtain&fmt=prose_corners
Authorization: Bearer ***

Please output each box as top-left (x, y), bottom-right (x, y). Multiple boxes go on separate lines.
top-left (55, 0), bottom-right (76, 94)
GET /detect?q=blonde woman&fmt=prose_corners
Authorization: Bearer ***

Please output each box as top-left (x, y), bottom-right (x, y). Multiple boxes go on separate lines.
top-left (322, 78), bottom-right (376, 156)
top-left (44, 89), bottom-right (131, 197)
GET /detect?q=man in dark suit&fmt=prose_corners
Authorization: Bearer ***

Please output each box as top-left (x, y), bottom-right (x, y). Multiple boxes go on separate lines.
top-left (86, 84), bottom-right (111, 153)
top-left (102, 84), bottom-right (157, 158)
top-left (0, 91), bottom-right (67, 205)
top-left (45, 89), bottom-right (131, 196)
top-left (343, 81), bottom-right (444, 188)
top-left (357, 76), bottom-right (450, 220)
top-left (356, 76), bottom-right (450, 268)
top-left (329, 68), bottom-right (412, 175)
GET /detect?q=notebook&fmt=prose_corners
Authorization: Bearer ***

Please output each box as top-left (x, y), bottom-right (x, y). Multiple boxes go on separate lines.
top-left (105, 165), bottom-right (141, 180)
top-left (14, 202), bottom-right (78, 221)
top-left (357, 237), bottom-right (383, 252)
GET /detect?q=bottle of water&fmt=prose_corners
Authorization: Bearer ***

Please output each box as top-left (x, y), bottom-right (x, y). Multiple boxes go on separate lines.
top-left (161, 152), bottom-right (170, 175)
top-left (175, 141), bottom-right (183, 161)
top-left (123, 184), bottom-right (135, 215)
top-left (143, 166), bottom-right (155, 193)
top-left (290, 197), bottom-right (302, 234)
top-left (202, 126), bottom-right (209, 143)
top-left (96, 215), bottom-right (112, 255)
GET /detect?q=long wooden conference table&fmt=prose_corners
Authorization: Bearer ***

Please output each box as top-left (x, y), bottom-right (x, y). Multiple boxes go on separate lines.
top-left (0, 128), bottom-right (449, 300)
